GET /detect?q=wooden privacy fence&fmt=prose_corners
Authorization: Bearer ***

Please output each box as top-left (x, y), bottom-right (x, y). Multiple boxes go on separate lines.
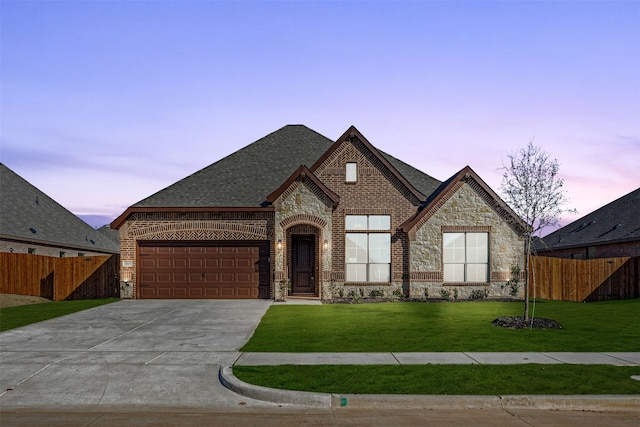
top-left (529, 256), bottom-right (640, 302)
top-left (0, 253), bottom-right (120, 301)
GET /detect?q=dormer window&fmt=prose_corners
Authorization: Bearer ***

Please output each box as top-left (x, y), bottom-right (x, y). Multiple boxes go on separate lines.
top-left (346, 163), bottom-right (357, 182)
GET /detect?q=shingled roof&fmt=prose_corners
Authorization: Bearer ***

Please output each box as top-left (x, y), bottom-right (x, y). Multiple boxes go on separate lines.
top-left (0, 163), bottom-right (120, 254)
top-left (537, 187), bottom-right (640, 252)
top-left (131, 125), bottom-right (441, 209)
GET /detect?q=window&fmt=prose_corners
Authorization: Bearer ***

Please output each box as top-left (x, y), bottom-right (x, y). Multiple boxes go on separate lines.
top-left (28, 248), bottom-right (36, 254)
top-left (346, 215), bottom-right (391, 282)
top-left (345, 162), bottom-right (357, 182)
top-left (443, 232), bottom-right (488, 282)
top-left (59, 251), bottom-right (66, 258)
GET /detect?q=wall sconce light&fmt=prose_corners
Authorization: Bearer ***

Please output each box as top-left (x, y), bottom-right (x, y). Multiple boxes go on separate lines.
top-left (277, 240), bottom-right (282, 250)
top-left (323, 240), bottom-right (329, 250)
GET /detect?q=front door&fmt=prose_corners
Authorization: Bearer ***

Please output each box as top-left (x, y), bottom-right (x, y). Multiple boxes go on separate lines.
top-left (291, 235), bottom-right (315, 295)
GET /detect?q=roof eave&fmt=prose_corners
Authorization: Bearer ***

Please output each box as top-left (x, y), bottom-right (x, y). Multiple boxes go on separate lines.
top-left (110, 206), bottom-right (275, 229)
top-left (0, 234), bottom-right (119, 254)
top-left (537, 235), bottom-right (640, 252)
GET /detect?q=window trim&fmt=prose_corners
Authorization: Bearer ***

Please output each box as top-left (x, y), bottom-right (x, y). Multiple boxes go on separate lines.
top-left (345, 162), bottom-right (357, 183)
top-left (442, 231), bottom-right (489, 283)
top-left (345, 215), bottom-right (391, 283)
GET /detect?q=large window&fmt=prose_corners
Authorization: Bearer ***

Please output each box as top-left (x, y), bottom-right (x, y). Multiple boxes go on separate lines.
top-left (443, 232), bottom-right (488, 282)
top-left (345, 215), bottom-right (391, 282)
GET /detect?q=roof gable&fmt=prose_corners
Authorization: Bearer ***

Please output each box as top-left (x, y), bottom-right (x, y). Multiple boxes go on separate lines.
top-left (113, 125), bottom-right (443, 228)
top-left (266, 165), bottom-right (340, 207)
top-left (538, 187), bottom-right (640, 251)
top-left (0, 163), bottom-right (119, 253)
top-left (310, 126), bottom-right (428, 202)
top-left (400, 166), bottom-right (528, 235)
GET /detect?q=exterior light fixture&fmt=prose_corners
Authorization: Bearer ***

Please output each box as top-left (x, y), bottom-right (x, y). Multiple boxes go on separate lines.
top-left (323, 240), bottom-right (329, 250)
top-left (277, 240), bottom-right (282, 250)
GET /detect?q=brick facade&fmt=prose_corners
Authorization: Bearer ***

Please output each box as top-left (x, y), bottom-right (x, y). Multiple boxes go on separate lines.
top-left (114, 127), bottom-right (526, 301)
top-left (118, 211), bottom-right (274, 298)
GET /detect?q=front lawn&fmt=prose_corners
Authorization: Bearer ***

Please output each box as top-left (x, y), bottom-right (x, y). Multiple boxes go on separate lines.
top-left (0, 298), bottom-right (119, 332)
top-left (241, 299), bottom-right (640, 352)
top-left (234, 364), bottom-right (640, 395)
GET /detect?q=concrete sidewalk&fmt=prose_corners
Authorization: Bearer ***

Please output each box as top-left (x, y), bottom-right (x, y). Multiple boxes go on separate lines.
top-left (236, 352), bottom-right (640, 366)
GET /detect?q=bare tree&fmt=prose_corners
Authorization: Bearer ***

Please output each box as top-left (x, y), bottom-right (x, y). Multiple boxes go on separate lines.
top-left (500, 140), bottom-right (574, 320)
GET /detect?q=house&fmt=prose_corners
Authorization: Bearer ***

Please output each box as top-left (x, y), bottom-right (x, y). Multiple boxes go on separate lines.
top-left (111, 125), bottom-right (527, 300)
top-left (0, 163), bottom-right (120, 257)
top-left (536, 187), bottom-right (640, 259)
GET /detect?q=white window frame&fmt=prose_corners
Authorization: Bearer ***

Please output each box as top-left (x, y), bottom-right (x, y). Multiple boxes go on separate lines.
top-left (443, 232), bottom-right (489, 283)
top-left (345, 215), bottom-right (391, 283)
top-left (345, 162), bottom-right (357, 182)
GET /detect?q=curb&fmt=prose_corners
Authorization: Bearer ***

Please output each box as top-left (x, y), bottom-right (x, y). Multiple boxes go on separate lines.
top-left (334, 394), bottom-right (640, 411)
top-left (218, 366), bottom-right (332, 407)
top-left (220, 366), bottom-right (640, 411)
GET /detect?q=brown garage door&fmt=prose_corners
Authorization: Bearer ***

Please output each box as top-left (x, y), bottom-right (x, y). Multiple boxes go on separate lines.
top-left (137, 242), bottom-right (269, 299)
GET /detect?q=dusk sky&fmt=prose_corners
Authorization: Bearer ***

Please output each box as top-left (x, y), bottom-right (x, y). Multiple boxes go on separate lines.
top-left (1, 1), bottom-right (638, 235)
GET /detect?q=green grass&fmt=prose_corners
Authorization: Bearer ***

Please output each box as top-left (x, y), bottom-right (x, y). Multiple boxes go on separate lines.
top-left (234, 364), bottom-right (640, 395)
top-left (241, 299), bottom-right (640, 352)
top-left (0, 298), bottom-right (119, 332)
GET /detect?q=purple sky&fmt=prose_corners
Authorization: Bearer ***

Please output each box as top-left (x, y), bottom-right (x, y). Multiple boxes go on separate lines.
top-left (1, 1), bottom-right (638, 234)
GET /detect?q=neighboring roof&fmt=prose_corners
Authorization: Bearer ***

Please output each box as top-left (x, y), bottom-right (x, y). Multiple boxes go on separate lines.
top-left (400, 166), bottom-right (529, 235)
top-left (537, 187), bottom-right (640, 252)
top-left (0, 163), bottom-right (120, 253)
top-left (113, 125), bottom-right (443, 228)
top-left (265, 165), bottom-right (340, 207)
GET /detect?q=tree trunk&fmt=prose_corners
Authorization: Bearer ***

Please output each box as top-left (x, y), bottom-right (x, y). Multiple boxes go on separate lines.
top-left (523, 235), bottom-right (531, 320)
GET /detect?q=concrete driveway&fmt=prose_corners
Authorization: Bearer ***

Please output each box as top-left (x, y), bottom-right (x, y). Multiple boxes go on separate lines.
top-left (0, 299), bottom-right (277, 412)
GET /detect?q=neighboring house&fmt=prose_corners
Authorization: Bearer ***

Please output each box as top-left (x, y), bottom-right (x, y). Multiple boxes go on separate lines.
top-left (0, 163), bottom-right (120, 257)
top-left (536, 187), bottom-right (640, 259)
top-left (111, 125), bottom-right (527, 300)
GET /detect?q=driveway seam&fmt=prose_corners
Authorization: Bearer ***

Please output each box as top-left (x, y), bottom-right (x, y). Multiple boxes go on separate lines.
top-left (0, 363), bottom-right (52, 398)
top-left (143, 352), bottom-right (167, 365)
top-left (86, 309), bottom-right (179, 351)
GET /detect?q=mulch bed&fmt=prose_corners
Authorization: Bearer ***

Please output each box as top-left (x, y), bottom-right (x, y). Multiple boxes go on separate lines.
top-left (492, 316), bottom-right (563, 329)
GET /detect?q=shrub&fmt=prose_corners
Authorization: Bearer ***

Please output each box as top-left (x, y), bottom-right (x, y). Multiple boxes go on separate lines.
top-left (369, 289), bottom-right (384, 299)
top-left (469, 289), bottom-right (489, 300)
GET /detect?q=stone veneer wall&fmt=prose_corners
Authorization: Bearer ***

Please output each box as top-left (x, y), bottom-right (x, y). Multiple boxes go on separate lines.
top-left (273, 177), bottom-right (333, 300)
top-left (409, 182), bottom-right (525, 299)
top-left (118, 211), bottom-right (273, 299)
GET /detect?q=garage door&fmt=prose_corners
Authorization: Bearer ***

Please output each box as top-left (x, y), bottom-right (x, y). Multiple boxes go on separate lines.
top-left (137, 242), bottom-right (269, 299)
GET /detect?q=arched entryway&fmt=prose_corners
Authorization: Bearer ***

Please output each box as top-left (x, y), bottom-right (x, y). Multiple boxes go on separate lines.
top-left (286, 224), bottom-right (321, 297)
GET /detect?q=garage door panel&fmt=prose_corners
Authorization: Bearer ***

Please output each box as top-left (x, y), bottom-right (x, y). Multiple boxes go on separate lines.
top-left (137, 243), bottom-right (267, 299)
top-left (189, 273), bottom-right (203, 282)
top-left (157, 273), bottom-right (172, 282)
top-left (173, 259), bottom-right (187, 268)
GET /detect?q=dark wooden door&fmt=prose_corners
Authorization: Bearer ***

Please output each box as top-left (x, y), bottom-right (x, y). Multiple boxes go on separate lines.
top-left (292, 235), bottom-right (315, 294)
